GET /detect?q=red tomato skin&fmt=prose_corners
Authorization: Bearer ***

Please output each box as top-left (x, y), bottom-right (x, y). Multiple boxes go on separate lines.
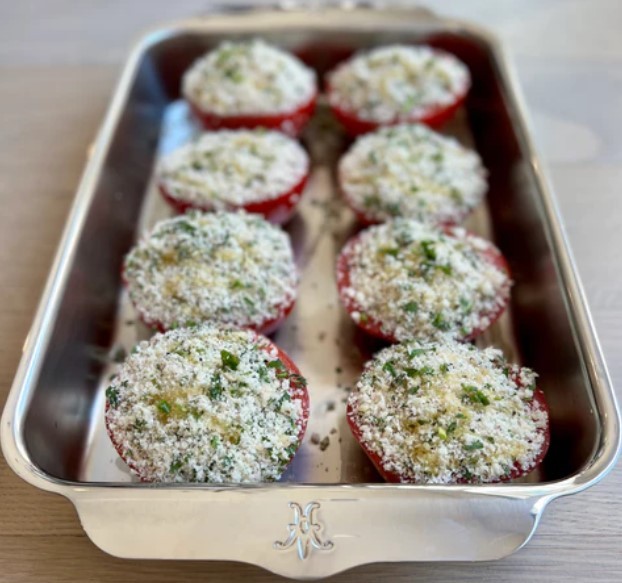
top-left (159, 171), bottom-right (309, 226)
top-left (335, 226), bottom-right (512, 344)
top-left (346, 379), bottom-right (550, 484)
top-left (105, 331), bottom-right (309, 482)
top-left (188, 93), bottom-right (318, 137)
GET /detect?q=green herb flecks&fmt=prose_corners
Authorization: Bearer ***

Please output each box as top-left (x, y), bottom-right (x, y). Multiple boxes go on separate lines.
top-left (402, 301), bottom-right (419, 313)
top-left (106, 386), bottom-right (120, 408)
top-left (464, 440), bottom-right (484, 451)
top-left (461, 385), bottom-right (490, 406)
top-left (220, 350), bottom-right (240, 370)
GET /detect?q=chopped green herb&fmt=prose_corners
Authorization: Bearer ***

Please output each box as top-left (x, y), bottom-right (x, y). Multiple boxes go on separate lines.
top-left (464, 440), bottom-right (484, 451)
top-left (258, 366), bottom-right (269, 382)
top-left (461, 385), bottom-right (490, 406)
top-left (440, 363), bottom-right (450, 373)
top-left (291, 373), bottom-right (307, 387)
top-left (106, 386), bottom-right (120, 408)
top-left (405, 366), bottom-right (434, 378)
top-left (409, 348), bottom-right (428, 358)
top-left (157, 400), bottom-right (172, 415)
top-left (382, 361), bottom-right (397, 377)
top-left (170, 458), bottom-right (183, 473)
top-left (209, 374), bottom-right (224, 400)
top-left (176, 220), bottom-right (196, 235)
top-left (438, 263), bottom-right (453, 275)
top-left (210, 435), bottom-right (220, 448)
top-left (274, 392), bottom-right (292, 412)
top-left (446, 421), bottom-right (458, 434)
top-left (432, 313), bottom-right (451, 331)
top-left (220, 350), bottom-right (240, 370)
top-left (230, 279), bottom-right (245, 290)
top-left (402, 301), bottom-right (419, 313)
top-left (379, 246), bottom-right (400, 258)
top-left (420, 240), bottom-right (437, 261)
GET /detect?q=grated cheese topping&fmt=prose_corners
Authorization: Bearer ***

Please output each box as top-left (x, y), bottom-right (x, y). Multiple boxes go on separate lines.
top-left (348, 340), bottom-right (548, 484)
top-left (328, 45), bottom-right (470, 123)
top-left (182, 39), bottom-right (317, 116)
top-left (158, 129), bottom-right (309, 209)
top-left (339, 124), bottom-right (487, 224)
top-left (339, 219), bottom-right (511, 341)
top-left (124, 211), bottom-right (298, 331)
top-left (105, 326), bottom-right (306, 482)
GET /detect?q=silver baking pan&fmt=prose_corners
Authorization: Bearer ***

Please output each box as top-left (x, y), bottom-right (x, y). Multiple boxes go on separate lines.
top-left (2, 3), bottom-right (620, 579)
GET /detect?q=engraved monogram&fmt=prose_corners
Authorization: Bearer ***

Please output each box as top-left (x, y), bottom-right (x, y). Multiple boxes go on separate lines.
top-left (274, 501), bottom-right (334, 560)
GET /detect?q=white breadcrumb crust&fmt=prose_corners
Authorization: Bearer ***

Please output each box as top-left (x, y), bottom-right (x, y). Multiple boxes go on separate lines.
top-left (124, 211), bottom-right (298, 330)
top-left (105, 326), bottom-right (305, 483)
top-left (340, 220), bottom-right (511, 341)
top-left (182, 39), bottom-right (317, 115)
top-left (339, 124), bottom-right (487, 223)
top-left (348, 340), bottom-right (548, 483)
top-left (328, 45), bottom-right (470, 123)
top-left (158, 129), bottom-right (309, 208)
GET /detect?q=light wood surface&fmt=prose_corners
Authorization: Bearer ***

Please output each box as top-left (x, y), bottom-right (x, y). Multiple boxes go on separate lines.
top-left (1, 1), bottom-right (621, 581)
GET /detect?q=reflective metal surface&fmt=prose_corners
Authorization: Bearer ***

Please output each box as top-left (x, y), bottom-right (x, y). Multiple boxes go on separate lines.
top-left (2, 5), bottom-right (620, 579)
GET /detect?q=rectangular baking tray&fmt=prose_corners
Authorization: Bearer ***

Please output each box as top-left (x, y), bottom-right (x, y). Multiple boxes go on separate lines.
top-left (2, 4), bottom-right (620, 579)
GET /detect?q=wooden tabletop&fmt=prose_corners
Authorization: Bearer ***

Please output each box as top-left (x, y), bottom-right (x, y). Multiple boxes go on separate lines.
top-left (1, 1), bottom-right (621, 581)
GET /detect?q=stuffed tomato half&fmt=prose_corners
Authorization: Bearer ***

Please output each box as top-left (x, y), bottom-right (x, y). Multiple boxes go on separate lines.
top-left (182, 39), bottom-right (317, 137)
top-left (336, 219), bottom-right (511, 343)
top-left (346, 339), bottom-right (550, 484)
top-left (123, 211), bottom-right (298, 334)
top-left (327, 45), bottom-right (470, 136)
top-left (105, 326), bottom-right (309, 483)
top-left (158, 129), bottom-right (310, 224)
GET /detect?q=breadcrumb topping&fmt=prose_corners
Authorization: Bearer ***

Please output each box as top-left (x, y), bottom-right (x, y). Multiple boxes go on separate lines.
top-left (105, 326), bottom-right (306, 482)
top-left (124, 211), bottom-right (298, 330)
top-left (339, 124), bottom-right (486, 223)
top-left (158, 129), bottom-right (309, 209)
top-left (348, 340), bottom-right (548, 483)
top-left (328, 45), bottom-right (470, 123)
top-left (183, 39), bottom-right (317, 115)
top-left (338, 219), bottom-right (511, 341)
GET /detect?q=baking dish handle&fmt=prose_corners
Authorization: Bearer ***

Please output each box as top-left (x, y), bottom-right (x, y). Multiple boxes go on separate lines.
top-left (72, 488), bottom-right (553, 579)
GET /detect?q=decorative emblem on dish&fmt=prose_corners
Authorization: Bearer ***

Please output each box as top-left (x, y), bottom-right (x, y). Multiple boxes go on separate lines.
top-left (274, 501), bottom-right (334, 560)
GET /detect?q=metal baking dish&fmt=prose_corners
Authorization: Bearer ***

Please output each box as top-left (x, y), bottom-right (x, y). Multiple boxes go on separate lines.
top-left (2, 4), bottom-right (620, 579)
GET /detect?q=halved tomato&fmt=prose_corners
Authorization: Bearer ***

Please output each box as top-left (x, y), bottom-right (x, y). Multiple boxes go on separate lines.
top-left (159, 171), bottom-right (309, 226)
top-left (346, 374), bottom-right (550, 484)
top-left (188, 93), bottom-right (318, 138)
top-left (106, 330), bottom-right (309, 482)
top-left (336, 226), bottom-right (511, 343)
top-left (328, 89), bottom-right (467, 137)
